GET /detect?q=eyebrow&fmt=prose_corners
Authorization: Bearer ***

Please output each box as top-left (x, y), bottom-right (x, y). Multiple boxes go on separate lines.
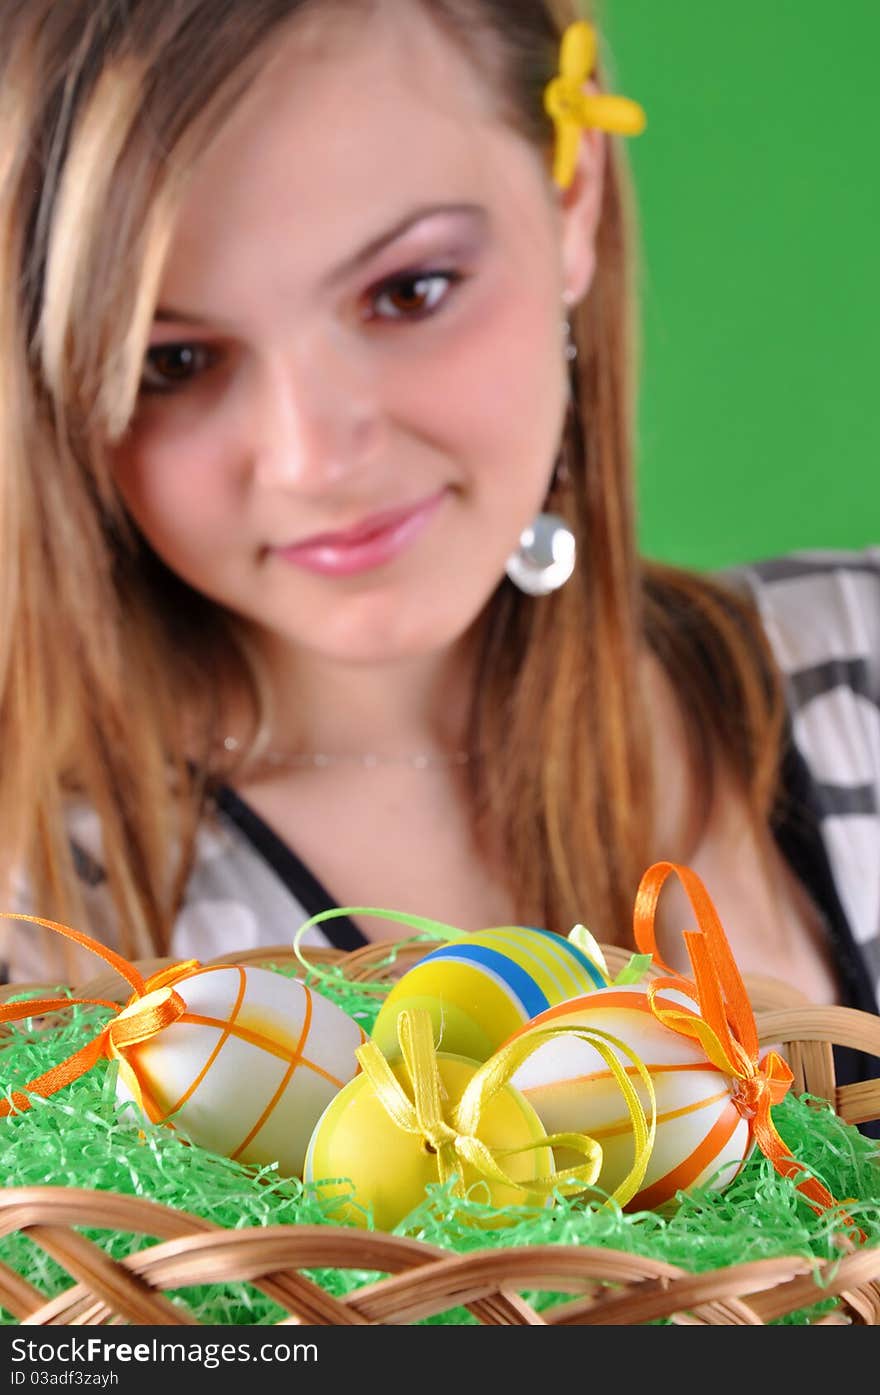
top-left (153, 202), bottom-right (488, 326)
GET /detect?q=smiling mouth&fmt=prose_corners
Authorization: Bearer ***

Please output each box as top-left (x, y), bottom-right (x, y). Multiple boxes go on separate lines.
top-left (272, 489), bottom-right (448, 577)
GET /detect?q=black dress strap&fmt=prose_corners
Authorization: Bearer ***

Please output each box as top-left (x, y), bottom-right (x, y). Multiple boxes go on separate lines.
top-left (213, 785), bottom-right (367, 952)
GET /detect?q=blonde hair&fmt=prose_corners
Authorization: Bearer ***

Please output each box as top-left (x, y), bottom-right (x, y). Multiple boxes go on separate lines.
top-left (0, 0), bottom-right (784, 972)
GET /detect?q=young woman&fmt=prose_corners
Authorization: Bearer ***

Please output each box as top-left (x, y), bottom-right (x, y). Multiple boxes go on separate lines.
top-left (0, 0), bottom-right (877, 1096)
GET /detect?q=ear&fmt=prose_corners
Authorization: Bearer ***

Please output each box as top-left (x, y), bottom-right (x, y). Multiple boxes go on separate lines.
top-left (556, 120), bottom-right (606, 308)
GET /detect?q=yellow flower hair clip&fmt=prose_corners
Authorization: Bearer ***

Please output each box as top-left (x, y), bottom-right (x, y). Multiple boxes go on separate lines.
top-left (545, 20), bottom-right (647, 190)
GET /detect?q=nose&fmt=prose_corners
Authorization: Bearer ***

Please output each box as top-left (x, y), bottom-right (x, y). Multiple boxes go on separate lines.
top-left (251, 327), bottom-right (385, 494)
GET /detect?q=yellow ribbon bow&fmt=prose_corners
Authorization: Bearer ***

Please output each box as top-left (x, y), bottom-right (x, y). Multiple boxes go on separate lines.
top-left (632, 862), bottom-right (861, 1234)
top-left (0, 911), bottom-right (201, 1118)
top-left (357, 1005), bottom-right (657, 1209)
top-left (545, 20), bottom-right (647, 190)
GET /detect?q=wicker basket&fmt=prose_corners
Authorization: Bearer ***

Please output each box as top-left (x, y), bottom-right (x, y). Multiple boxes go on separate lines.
top-left (2, 941), bottom-right (880, 1327)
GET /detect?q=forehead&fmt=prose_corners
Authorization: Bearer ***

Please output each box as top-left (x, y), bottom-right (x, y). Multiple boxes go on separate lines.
top-left (185, 3), bottom-right (501, 200)
top-left (163, 1), bottom-right (543, 290)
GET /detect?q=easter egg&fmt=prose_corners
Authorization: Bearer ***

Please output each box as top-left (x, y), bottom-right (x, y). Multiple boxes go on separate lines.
top-left (506, 984), bottom-right (754, 1210)
top-left (303, 1053), bottom-right (554, 1230)
top-left (114, 964), bottom-right (365, 1176)
top-left (371, 925), bottom-right (606, 1063)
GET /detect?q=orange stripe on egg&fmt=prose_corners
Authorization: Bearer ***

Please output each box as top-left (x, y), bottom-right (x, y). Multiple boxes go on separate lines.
top-left (181, 1011), bottom-right (358, 1088)
top-left (297, 1057), bottom-right (352, 1088)
top-left (123, 1054), bottom-right (177, 1126)
top-left (164, 966), bottom-right (249, 1117)
top-left (634, 1099), bottom-right (745, 1211)
top-left (583, 1086), bottom-right (733, 1144)
top-left (519, 1058), bottom-right (724, 1097)
top-left (152, 962), bottom-right (233, 987)
top-left (180, 1009), bottom-right (298, 1063)
top-left (523, 990), bottom-right (700, 1028)
top-left (231, 979), bottom-right (314, 1160)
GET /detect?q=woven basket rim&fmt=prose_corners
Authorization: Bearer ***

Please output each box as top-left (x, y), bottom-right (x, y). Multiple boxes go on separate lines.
top-left (2, 938), bottom-right (879, 1326)
top-left (2, 1181), bottom-right (879, 1328)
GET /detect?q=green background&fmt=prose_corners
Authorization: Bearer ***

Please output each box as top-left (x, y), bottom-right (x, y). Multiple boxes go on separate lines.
top-left (600, 0), bottom-right (879, 569)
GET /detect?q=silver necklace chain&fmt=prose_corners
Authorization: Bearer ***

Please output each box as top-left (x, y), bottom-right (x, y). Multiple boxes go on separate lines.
top-left (221, 735), bottom-right (471, 770)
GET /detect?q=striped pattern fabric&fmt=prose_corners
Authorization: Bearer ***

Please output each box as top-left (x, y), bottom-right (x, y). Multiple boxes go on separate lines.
top-left (725, 548), bottom-right (880, 1013)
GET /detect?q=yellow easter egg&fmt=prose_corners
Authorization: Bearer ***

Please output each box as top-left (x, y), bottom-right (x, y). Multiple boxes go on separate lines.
top-left (371, 926), bottom-right (606, 1063)
top-left (506, 984), bottom-right (754, 1210)
top-left (303, 1053), bottom-right (554, 1231)
top-left (114, 964), bottom-right (365, 1176)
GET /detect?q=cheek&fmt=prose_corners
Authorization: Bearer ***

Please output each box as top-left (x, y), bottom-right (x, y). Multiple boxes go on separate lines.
top-left (111, 426), bottom-right (240, 565)
top-left (421, 281), bottom-right (567, 511)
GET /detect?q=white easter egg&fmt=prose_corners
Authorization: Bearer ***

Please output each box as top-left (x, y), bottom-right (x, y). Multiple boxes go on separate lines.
top-left (507, 983), bottom-right (754, 1209)
top-left (114, 964), bottom-right (364, 1176)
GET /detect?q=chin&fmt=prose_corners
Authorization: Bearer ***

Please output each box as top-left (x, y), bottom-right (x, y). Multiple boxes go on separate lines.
top-left (310, 628), bottom-right (459, 668)
top-left (302, 597), bottom-right (487, 668)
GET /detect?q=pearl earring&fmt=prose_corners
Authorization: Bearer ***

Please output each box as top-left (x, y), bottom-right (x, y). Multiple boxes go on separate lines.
top-left (504, 315), bottom-right (578, 597)
top-left (504, 512), bottom-right (576, 596)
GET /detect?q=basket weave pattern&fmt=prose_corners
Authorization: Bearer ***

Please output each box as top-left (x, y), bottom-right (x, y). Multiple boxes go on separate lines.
top-left (2, 942), bottom-right (880, 1327)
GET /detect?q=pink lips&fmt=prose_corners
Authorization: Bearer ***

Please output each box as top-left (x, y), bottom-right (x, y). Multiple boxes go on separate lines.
top-left (274, 489), bottom-right (447, 577)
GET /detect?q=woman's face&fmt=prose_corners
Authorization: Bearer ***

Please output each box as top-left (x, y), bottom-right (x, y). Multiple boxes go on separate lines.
top-left (113, 1), bottom-right (598, 666)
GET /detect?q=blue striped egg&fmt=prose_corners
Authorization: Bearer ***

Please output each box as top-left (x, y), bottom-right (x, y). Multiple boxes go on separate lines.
top-left (370, 925), bottom-right (606, 1062)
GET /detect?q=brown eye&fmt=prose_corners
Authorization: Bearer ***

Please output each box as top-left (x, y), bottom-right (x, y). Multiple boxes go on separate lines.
top-left (370, 270), bottom-right (463, 323)
top-left (140, 343), bottom-right (216, 394)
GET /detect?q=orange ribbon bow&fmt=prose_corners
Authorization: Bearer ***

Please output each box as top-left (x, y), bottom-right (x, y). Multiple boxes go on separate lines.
top-left (632, 862), bottom-right (858, 1229)
top-left (0, 912), bottom-right (200, 1117)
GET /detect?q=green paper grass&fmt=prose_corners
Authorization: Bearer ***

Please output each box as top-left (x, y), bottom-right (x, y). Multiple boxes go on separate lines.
top-left (2, 966), bottom-right (879, 1326)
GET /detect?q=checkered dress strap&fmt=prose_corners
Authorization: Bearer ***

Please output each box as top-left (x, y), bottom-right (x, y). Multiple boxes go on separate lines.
top-left (723, 548), bottom-right (880, 1014)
